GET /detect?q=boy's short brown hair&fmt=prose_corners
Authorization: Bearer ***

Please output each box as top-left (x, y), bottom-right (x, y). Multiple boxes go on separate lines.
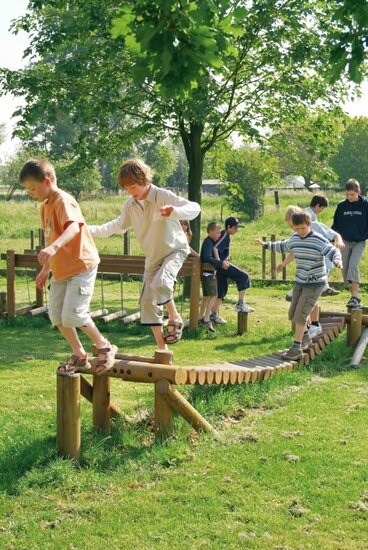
top-left (310, 194), bottom-right (328, 208)
top-left (117, 158), bottom-right (153, 187)
top-left (19, 158), bottom-right (56, 184)
top-left (291, 211), bottom-right (312, 226)
top-left (344, 178), bottom-right (360, 193)
top-left (207, 221), bottom-right (219, 233)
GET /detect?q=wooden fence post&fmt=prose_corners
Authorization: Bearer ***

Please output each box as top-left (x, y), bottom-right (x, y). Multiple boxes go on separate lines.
top-left (237, 311), bottom-right (248, 335)
top-left (282, 252), bottom-right (287, 280)
top-left (0, 292), bottom-right (6, 316)
top-left (123, 230), bottom-right (130, 255)
top-left (57, 373), bottom-right (81, 460)
top-left (189, 257), bottom-right (200, 330)
top-left (271, 234), bottom-right (277, 280)
top-left (274, 190), bottom-right (280, 210)
top-left (262, 236), bottom-right (266, 279)
top-left (6, 250), bottom-right (16, 318)
top-left (30, 230), bottom-right (35, 251)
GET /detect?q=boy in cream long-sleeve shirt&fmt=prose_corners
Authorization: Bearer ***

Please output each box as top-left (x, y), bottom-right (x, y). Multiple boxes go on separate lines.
top-left (89, 158), bottom-right (200, 350)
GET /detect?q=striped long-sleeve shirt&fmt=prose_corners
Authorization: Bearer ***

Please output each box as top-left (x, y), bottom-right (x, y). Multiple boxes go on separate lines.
top-left (263, 230), bottom-right (342, 286)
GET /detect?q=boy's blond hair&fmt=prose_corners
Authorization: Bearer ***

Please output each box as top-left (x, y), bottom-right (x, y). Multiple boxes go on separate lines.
top-left (284, 205), bottom-right (303, 223)
top-left (118, 158), bottom-right (153, 187)
top-left (344, 178), bottom-right (360, 193)
top-left (19, 158), bottom-right (56, 184)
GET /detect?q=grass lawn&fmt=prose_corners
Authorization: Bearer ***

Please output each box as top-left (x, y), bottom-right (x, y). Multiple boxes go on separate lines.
top-left (1, 190), bottom-right (368, 549)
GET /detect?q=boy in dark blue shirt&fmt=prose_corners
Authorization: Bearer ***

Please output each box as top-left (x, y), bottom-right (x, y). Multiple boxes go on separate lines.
top-left (199, 222), bottom-right (229, 331)
top-left (211, 216), bottom-right (253, 324)
top-left (332, 179), bottom-right (368, 308)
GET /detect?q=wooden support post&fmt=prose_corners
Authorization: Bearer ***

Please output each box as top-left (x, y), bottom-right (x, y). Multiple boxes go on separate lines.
top-left (154, 382), bottom-right (174, 440)
top-left (282, 252), bottom-right (287, 280)
top-left (155, 380), bottom-right (220, 438)
top-left (262, 236), bottom-right (266, 279)
top-left (57, 373), bottom-right (81, 460)
top-left (92, 375), bottom-right (111, 431)
top-left (189, 256), bottom-right (200, 330)
top-left (348, 308), bottom-right (363, 348)
top-left (123, 230), bottom-right (131, 255)
top-left (30, 230), bottom-right (35, 250)
top-left (6, 250), bottom-right (16, 318)
top-left (271, 234), bottom-right (276, 280)
top-left (0, 292), bottom-right (6, 316)
top-left (80, 376), bottom-right (121, 417)
top-left (154, 349), bottom-right (174, 365)
top-left (237, 311), bottom-right (248, 335)
top-left (274, 190), bottom-right (280, 210)
top-left (350, 327), bottom-right (368, 368)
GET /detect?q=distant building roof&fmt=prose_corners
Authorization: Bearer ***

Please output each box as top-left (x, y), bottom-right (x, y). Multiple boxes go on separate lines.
top-left (202, 179), bottom-right (227, 186)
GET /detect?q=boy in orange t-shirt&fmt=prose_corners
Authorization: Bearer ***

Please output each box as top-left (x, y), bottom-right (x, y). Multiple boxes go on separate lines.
top-left (19, 158), bottom-right (117, 375)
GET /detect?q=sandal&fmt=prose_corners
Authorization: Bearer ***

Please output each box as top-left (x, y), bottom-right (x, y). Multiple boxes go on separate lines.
top-left (94, 343), bottom-right (118, 376)
top-left (163, 319), bottom-right (183, 345)
top-left (57, 354), bottom-right (92, 376)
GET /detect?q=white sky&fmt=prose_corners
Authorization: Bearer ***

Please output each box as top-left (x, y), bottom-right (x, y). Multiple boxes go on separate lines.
top-left (1, 0), bottom-right (368, 162)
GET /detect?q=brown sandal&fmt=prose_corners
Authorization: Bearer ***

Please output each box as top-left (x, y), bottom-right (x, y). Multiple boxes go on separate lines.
top-left (163, 320), bottom-right (183, 345)
top-left (57, 354), bottom-right (92, 376)
top-left (94, 344), bottom-right (118, 376)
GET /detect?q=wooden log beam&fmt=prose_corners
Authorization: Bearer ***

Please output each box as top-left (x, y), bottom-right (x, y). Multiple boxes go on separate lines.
top-left (89, 358), bottom-right (187, 385)
top-left (320, 311), bottom-right (367, 326)
top-left (155, 380), bottom-right (220, 438)
top-left (89, 308), bottom-right (108, 319)
top-left (100, 309), bottom-right (127, 323)
top-left (121, 311), bottom-right (140, 324)
top-left (28, 305), bottom-right (48, 316)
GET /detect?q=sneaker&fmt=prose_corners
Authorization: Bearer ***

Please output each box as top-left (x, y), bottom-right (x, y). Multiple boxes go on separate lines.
top-left (346, 296), bottom-right (361, 309)
top-left (203, 320), bottom-right (216, 333)
top-left (308, 323), bottom-right (323, 339)
top-left (282, 345), bottom-right (304, 361)
top-left (210, 313), bottom-right (227, 325)
top-left (236, 303), bottom-right (255, 313)
top-left (285, 290), bottom-right (293, 302)
top-left (301, 333), bottom-right (313, 351)
top-left (198, 317), bottom-right (205, 325)
top-left (321, 286), bottom-right (340, 297)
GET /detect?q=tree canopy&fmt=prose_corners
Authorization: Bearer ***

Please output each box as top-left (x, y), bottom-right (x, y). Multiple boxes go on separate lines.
top-left (1, 0), bottom-right (351, 248)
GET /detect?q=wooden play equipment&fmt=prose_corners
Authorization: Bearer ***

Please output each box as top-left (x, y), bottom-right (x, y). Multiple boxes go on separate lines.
top-left (321, 309), bottom-right (368, 368)
top-left (56, 314), bottom-right (346, 460)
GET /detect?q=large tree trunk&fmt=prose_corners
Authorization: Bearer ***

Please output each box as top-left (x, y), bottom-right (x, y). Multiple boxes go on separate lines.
top-left (180, 122), bottom-right (204, 253)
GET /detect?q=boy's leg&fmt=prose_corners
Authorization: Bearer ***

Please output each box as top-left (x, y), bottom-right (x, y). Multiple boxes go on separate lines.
top-left (348, 241), bottom-right (365, 300)
top-left (140, 269), bottom-right (166, 349)
top-left (211, 269), bottom-right (227, 318)
top-left (225, 264), bottom-right (253, 312)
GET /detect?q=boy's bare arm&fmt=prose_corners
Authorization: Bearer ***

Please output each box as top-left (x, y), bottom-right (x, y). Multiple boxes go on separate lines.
top-left (36, 260), bottom-right (50, 289)
top-left (38, 221), bottom-right (80, 265)
top-left (277, 253), bottom-right (294, 271)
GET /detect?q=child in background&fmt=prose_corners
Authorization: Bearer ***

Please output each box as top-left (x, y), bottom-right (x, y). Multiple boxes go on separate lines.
top-left (211, 216), bottom-right (253, 325)
top-left (306, 194), bottom-right (329, 222)
top-left (258, 210), bottom-right (342, 360)
top-left (180, 220), bottom-right (199, 257)
top-left (199, 222), bottom-right (229, 332)
top-left (89, 158), bottom-right (200, 348)
top-left (279, 206), bottom-right (345, 338)
top-left (332, 178), bottom-right (368, 308)
top-left (19, 158), bottom-right (117, 375)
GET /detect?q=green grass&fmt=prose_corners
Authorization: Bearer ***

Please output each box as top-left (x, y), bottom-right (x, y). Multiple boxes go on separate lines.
top-left (1, 191), bottom-right (368, 549)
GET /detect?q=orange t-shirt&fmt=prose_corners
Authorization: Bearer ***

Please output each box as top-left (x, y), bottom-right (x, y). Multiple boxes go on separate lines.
top-left (41, 189), bottom-right (100, 281)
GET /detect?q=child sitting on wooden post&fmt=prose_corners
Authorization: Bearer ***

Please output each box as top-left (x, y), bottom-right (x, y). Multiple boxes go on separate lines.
top-left (257, 210), bottom-right (342, 361)
top-left (89, 158), bottom-right (200, 349)
top-left (19, 158), bottom-right (117, 375)
top-left (199, 222), bottom-right (229, 332)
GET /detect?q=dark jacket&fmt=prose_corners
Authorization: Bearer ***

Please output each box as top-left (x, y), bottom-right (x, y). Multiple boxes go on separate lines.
top-left (200, 235), bottom-right (223, 271)
top-left (332, 196), bottom-right (368, 242)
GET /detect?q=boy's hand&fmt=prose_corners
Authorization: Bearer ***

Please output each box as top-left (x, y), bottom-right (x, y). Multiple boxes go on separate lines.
top-left (335, 239), bottom-right (345, 251)
top-left (38, 244), bottom-right (58, 265)
top-left (277, 262), bottom-right (285, 272)
top-left (160, 205), bottom-right (174, 217)
top-left (333, 259), bottom-right (343, 269)
top-left (36, 269), bottom-right (49, 290)
top-left (256, 239), bottom-right (265, 246)
top-left (222, 260), bottom-right (230, 269)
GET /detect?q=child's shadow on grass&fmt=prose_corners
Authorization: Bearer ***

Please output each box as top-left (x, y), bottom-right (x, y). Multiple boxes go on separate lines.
top-left (214, 333), bottom-right (290, 353)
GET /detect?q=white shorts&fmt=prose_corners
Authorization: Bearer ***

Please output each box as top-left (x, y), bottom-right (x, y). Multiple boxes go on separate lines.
top-left (48, 267), bottom-right (97, 328)
top-left (140, 250), bottom-right (187, 325)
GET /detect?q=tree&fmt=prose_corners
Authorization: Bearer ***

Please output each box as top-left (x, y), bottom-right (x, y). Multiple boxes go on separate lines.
top-left (329, 116), bottom-right (368, 193)
top-left (266, 107), bottom-right (347, 187)
top-left (1, 0), bottom-right (349, 249)
top-left (224, 147), bottom-right (280, 221)
top-left (138, 140), bottom-right (176, 187)
top-left (327, 0), bottom-right (368, 83)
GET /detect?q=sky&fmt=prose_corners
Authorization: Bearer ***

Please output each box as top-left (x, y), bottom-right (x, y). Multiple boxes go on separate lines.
top-left (1, 0), bottom-right (368, 162)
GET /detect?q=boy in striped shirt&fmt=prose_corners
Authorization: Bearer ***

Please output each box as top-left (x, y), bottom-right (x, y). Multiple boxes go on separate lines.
top-left (257, 211), bottom-right (342, 361)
